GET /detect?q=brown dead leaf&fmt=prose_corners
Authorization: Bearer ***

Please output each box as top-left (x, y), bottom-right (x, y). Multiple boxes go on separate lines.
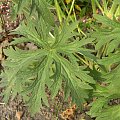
top-left (60, 104), bottom-right (76, 120)
top-left (16, 111), bottom-right (23, 120)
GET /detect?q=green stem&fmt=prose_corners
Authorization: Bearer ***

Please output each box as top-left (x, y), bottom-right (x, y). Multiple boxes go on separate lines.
top-left (102, 0), bottom-right (108, 15)
top-left (60, 0), bottom-right (86, 36)
top-left (108, 0), bottom-right (119, 19)
top-left (96, 44), bottom-right (106, 58)
top-left (91, 0), bottom-right (96, 14)
top-left (115, 5), bottom-right (120, 18)
top-left (73, 5), bottom-right (76, 21)
top-left (66, 0), bottom-right (75, 22)
top-left (73, 6), bottom-right (86, 36)
top-left (54, 0), bottom-right (63, 25)
top-left (74, 53), bottom-right (90, 66)
top-left (95, 0), bottom-right (104, 15)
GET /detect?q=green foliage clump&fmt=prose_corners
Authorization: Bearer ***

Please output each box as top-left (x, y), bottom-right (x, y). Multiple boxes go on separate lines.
top-left (0, 0), bottom-right (120, 119)
top-left (87, 13), bottom-right (120, 120)
top-left (0, 0), bottom-right (96, 115)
